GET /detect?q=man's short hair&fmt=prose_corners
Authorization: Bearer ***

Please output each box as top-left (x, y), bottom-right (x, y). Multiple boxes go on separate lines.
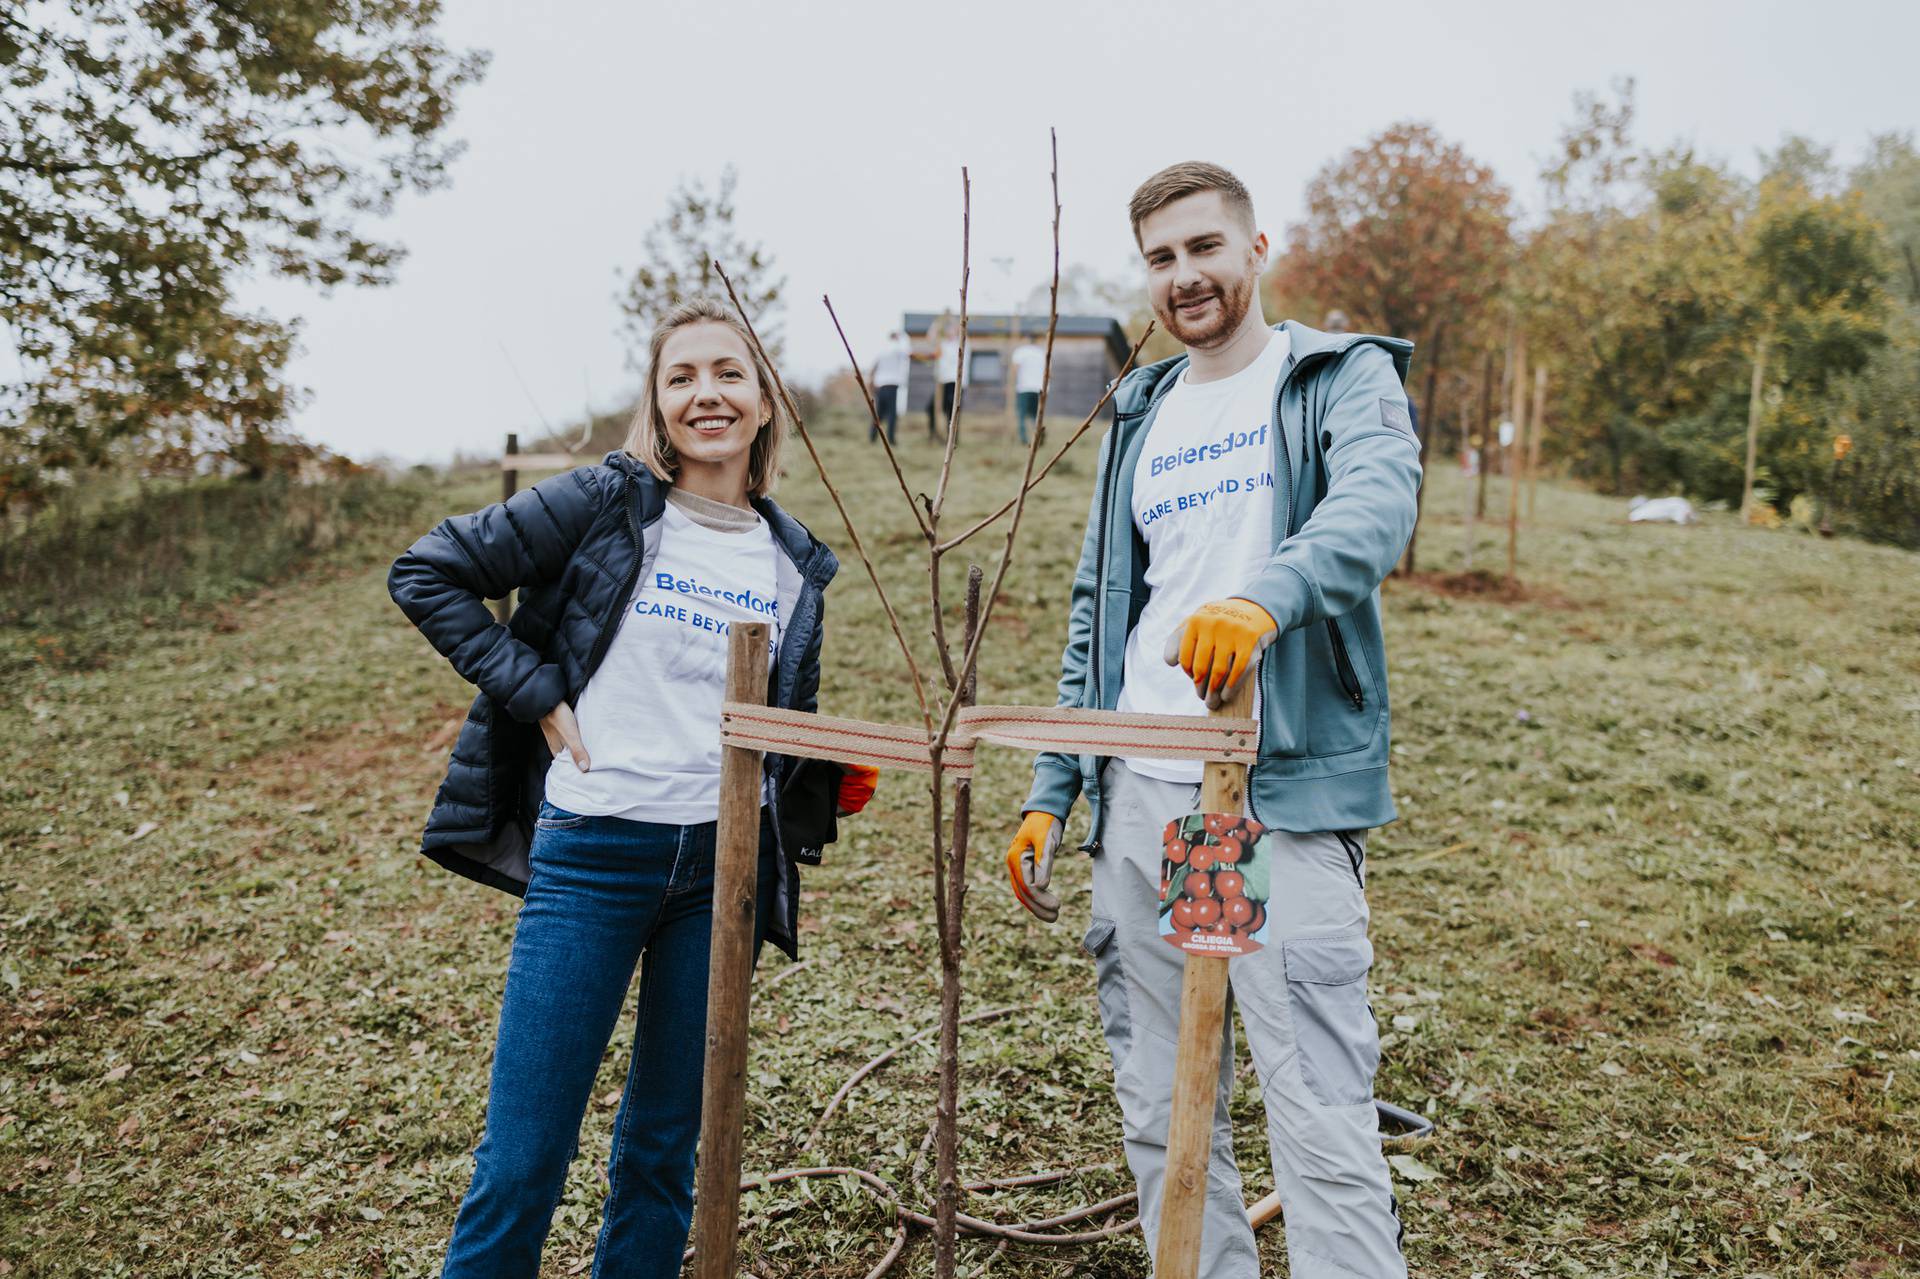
top-left (1128, 161), bottom-right (1256, 245)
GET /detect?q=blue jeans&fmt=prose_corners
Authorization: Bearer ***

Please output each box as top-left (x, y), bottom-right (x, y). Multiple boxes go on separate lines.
top-left (441, 803), bottom-right (776, 1279)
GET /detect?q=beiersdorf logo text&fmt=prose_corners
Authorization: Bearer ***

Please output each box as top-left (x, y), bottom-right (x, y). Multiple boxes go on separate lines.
top-left (1146, 423), bottom-right (1269, 477)
top-left (652, 573), bottom-right (780, 618)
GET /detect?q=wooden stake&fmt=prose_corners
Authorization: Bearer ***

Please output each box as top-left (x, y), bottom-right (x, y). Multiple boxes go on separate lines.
top-left (690, 620), bottom-right (769, 1279)
top-left (496, 433), bottom-right (518, 623)
top-left (1741, 331), bottom-right (1770, 524)
top-left (1506, 333), bottom-right (1527, 585)
top-left (1154, 677), bottom-right (1255, 1279)
top-left (1526, 364), bottom-right (1547, 521)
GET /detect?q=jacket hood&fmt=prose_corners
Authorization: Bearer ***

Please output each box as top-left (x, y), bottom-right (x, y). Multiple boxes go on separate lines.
top-left (1114, 322), bottom-right (1416, 417)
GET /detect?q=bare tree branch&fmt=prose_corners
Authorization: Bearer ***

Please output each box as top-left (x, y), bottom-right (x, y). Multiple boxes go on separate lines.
top-left (929, 133), bottom-right (1064, 751)
top-left (926, 169), bottom-right (974, 695)
top-left (823, 294), bottom-right (932, 541)
top-left (712, 260), bottom-right (934, 730)
top-left (929, 169), bottom-right (973, 522)
top-left (934, 325), bottom-right (1154, 556)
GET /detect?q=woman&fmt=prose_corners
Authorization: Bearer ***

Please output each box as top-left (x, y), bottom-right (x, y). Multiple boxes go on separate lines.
top-left (389, 296), bottom-right (869, 1277)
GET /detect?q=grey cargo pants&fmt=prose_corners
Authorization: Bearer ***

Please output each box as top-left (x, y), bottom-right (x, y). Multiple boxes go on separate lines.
top-left (1086, 760), bottom-right (1406, 1278)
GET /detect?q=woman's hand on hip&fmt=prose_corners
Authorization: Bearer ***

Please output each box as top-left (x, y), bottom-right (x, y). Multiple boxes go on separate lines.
top-left (540, 703), bottom-right (590, 771)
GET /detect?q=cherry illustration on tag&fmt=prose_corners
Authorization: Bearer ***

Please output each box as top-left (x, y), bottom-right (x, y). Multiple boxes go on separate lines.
top-left (1157, 812), bottom-right (1272, 957)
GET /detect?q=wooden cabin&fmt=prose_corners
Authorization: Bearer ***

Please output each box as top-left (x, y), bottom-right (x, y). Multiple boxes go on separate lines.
top-left (902, 312), bottom-right (1132, 427)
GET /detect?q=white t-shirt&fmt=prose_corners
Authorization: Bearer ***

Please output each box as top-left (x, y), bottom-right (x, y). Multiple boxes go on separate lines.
top-left (543, 502), bottom-right (783, 824)
top-left (872, 341), bottom-right (909, 388)
top-left (1011, 344), bottom-right (1046, 394)
top-left (936, 338), bottom-right (962, 384)
top-left (1115, 329), bottom-right (1289, 783)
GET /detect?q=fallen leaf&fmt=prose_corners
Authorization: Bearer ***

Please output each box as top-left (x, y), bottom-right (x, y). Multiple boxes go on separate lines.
top-left (102, 1063), bottom-right (131, 1082)
top-left (1388, 1153), bottom-right (1442, 1183)
top-left (116, 1114), bottom-right (141, 1140)
top-left (128, 821), bottom-right (159, 841)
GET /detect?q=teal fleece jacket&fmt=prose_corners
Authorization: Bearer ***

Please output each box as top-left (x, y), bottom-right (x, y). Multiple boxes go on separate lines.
top-left (1022, 320), bottom-right (1420, 846)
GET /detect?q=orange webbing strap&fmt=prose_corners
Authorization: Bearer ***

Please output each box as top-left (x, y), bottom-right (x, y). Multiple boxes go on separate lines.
top-left (718, 703), bottom-right (1259, 776)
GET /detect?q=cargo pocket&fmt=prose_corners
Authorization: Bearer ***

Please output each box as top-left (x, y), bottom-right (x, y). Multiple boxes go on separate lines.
top-left (1282, 934), bottom-right (1378, 1107)
top-left (1083, 917), bottom-right (1132, 1071)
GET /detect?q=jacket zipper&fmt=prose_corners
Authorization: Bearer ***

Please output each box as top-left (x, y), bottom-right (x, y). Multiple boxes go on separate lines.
top-left (580, 476), bottom-right (645, 688)
top-left (1327, 618), bottom-right (1365, 710)
top-left (1083, 425), bottom-right (1124, 853)
top-left (1245, 364), bottom-right (1304, 821)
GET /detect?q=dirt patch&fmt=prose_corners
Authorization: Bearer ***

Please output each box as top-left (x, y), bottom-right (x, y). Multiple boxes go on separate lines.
top-left (1394, 569), bottom-right (1584, 610)
top-left (240, 702), bottom-right (466, 802)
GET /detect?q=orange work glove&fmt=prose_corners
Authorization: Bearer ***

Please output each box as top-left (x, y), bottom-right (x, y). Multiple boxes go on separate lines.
top-left (835, 764), bottom-right (879, 817)
top-left (1004, 811), bottom-right (1061, 923)
top-left (1163, 598), bottom-right (1278, 709)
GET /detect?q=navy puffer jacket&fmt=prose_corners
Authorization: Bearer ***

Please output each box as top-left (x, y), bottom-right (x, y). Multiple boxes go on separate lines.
top-left (388, 451), bottom-right (838, 958)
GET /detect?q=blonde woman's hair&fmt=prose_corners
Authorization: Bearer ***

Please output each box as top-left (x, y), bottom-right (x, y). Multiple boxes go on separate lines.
top-left (624, 296), bottom-right (789, 497)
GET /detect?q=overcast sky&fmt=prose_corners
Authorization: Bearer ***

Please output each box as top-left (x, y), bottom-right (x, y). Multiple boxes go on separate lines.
top-left (242, 0), bottom-right (1920, 464)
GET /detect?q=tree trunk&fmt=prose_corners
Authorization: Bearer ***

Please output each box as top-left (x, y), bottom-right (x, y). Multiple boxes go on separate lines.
top-left (931, 566), bottom-right (983, 1279)
top-left (1741, 331), bottom-right (1770, 523)
top-left (1400, 326), bottom-right (1445, 575)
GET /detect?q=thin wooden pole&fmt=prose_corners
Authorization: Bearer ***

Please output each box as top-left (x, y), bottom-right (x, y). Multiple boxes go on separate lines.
top-left (931, 566), bottom-right (982, 1279)
top-left (1506, 334), bottom-right (1527, 585)
top-left (496, 432), bottom-right (518, 623)
top-left (690, 620), bottom-right (769, 1279)
top-left (1527, 364), bottom-right (1547, 521)
top-left (1741, 331), bottom-right (1770, 523)
top-left (1466, 349), bottom-right (1493, 569)
top-left (1154, 676), bottom-right (1255, 1279)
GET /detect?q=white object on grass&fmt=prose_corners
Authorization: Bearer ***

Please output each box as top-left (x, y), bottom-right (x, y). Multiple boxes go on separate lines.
top-left (1628, 496), bottom-right (1696, 524)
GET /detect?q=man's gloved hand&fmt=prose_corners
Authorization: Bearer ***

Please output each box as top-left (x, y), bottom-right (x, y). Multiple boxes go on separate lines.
top-left (1163, 598), bottom-right (1278, 709)
top-left (835, 764), bottom-right (879, 817)
top-left (1005, 811), bottom-right (1061, 923)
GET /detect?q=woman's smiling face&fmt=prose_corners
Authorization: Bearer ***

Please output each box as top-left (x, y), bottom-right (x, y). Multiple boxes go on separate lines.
top-left (656, 320), bottom-right (767, 475)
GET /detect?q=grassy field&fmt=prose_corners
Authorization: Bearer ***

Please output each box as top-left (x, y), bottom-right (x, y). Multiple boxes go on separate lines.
top-left (3, 416), bottom-right (1917, 1277)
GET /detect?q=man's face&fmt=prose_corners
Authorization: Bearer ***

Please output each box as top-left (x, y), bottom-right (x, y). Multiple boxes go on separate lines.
top-left (1137, 191), bottom-right (1267, 350)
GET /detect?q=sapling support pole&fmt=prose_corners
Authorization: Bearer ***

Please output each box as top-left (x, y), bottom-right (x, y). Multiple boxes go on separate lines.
top-left (496, 433), bottom-right (518, 622)
top-left (690, 620), bottom-right (770, 1279)
top-left (1154, 677), bottom-right (1256, 1279)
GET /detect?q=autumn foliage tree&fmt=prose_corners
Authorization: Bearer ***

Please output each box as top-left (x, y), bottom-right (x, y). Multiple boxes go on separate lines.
top-left (1525, 85), bottom-right (1888, 514)
top-left (1275, 123), bottom-right (1513, 571)
top-left (0, 1), bottom-right (487, 500)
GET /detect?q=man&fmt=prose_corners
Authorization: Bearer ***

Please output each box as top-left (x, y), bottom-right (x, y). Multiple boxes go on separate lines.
top-left (1004, 162), bottom-right (1419, 1278)
top-left (869, 329), bottom-right (909, 445)
top-left (1010, 331), bottom-right (1046, 443)
top-left (927, 312), bottom-right (962, 440)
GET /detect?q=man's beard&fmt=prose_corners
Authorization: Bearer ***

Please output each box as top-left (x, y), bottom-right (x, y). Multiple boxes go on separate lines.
top-left (1159, 271), bottom-right (1254, 348)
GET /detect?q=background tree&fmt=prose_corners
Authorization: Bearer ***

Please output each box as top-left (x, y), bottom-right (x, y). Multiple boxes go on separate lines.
top-left (1850, 132), bottom-right (1920, 307)
top-left (1274, 122), bottom-right (1513, 572)
top-left (617, 166), bottom-right (785, 366)
top-left (1739, 172), bottom-right (1887, 511)
top-left (1524, 84), bottom-right (1752, 495)
top-left (0, 0), bottom-right (487, 502)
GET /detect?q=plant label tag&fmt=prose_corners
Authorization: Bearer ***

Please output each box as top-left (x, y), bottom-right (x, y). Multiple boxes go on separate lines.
top-left (1158, 812), bottom-right (1272, 957)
